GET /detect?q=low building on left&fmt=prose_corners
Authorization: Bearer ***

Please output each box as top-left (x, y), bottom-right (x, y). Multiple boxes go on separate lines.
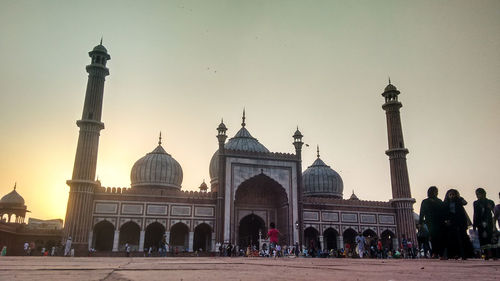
top-left (0, 184), bottom-right (63, 256)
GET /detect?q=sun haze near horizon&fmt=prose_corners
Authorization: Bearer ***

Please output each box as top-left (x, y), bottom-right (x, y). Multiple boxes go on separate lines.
top-left (0, 0), bottom-right (499, 221)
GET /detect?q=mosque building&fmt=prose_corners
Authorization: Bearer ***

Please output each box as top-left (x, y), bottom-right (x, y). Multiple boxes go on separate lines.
top-left (62, 43), bottom-right (417, 255)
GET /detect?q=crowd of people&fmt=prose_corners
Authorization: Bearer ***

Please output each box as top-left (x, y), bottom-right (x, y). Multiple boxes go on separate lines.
top-left (419, 187), bottom-right (499, 260)
top-left (225, 187), bottom-right (500, 261)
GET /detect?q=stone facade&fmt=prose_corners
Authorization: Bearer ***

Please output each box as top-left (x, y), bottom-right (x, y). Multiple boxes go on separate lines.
top-left (61, 44), bottom-right (417, 256)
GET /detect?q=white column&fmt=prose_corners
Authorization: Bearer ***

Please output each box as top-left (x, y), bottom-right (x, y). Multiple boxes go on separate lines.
top-left (112, 230), bottom-right (120, 252)
top-left (392, 238), bottom-right (399, 251)
top-left (165, 231), bottom-right (170, 243)
top-left (337, 235), bottom-right (344, 249)
top-left (139, 230), bottom-right (145, 252)
top-left (88, 231), bottom-right (93, 250)
top-left (211, 233), bottom-right (216, 252)
top-left (188, 231), bottom-right (194, 252)
top-left (319, 235), bottom-right (325, 250)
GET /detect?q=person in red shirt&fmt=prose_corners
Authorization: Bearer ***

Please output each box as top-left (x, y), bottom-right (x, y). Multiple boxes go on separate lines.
top-left (267, 222), bottom-right (280, 254)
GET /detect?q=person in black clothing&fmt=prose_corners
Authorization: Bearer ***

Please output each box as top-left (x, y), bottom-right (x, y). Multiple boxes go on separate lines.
top-left (419, 186), bottom-right (445, 258)
top-left (442, 189), bottom-right (470, 260)
top-left (473, 187), bottom-right (496, 260)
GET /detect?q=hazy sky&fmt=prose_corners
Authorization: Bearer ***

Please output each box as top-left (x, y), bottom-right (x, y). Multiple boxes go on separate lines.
top-left (0, 0), bottom-right (499, 220)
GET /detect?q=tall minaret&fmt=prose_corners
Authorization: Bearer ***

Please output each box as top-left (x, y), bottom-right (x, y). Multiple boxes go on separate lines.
top-left (64, 41), bottom-right (110, 253)
top-left (381, 80), bottom-right (417, 244)
top-left (215, 118), bottom-right (227, 244)
top-left (292, 127), bottom-right (304, 249)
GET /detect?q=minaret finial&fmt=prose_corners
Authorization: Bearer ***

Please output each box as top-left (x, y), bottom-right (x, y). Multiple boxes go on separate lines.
top-left (317, 145), bottom-right (320, 158)
top-left (13, 182), bottom-right (16, 190)
top-left (100, 36), bottom-right (103, 45)
top-left (158, 131), bottom-right (162, 145)
top-left (388, 76), bottom-right (391, 84)
top-left (241, 108), bottom-right (246, 127)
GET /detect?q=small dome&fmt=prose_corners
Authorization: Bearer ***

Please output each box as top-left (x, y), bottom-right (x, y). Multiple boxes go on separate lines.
top-left (0, 186), bottom-right (25, 205)
top-left (209, 126), bottom-right (270, 184)
top-left (302, 155), bottom-right (343, 198)
top-left (349, 190), bottom-right (359, 200)
top-left (384, 83), bottom-right (397, 92)
top-left (199, 180), bottom-right (208, 191)
top-left (130, 144), bottom-right (183, 190)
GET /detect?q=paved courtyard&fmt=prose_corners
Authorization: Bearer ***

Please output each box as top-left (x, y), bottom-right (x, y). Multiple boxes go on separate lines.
top-left (0, 257), bottom-right (498, 281)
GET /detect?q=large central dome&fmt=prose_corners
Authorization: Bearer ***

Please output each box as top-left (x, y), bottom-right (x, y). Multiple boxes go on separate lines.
top-left (209, 114), bottom-right (269, 185)
top-left (130, 137), bottom-right (183, 190)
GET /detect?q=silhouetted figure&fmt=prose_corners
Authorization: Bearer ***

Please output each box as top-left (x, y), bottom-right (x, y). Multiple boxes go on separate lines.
top-left (419, 186), bottom-right (444, 258)
top-left (473, 188), bottom-right (495, 260)
top-left (442, 189), bottom-right (469, 260)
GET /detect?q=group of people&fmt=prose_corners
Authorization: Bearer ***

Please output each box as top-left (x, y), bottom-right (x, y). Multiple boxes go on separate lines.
top-left (419, 186), bottom-right (499, 260)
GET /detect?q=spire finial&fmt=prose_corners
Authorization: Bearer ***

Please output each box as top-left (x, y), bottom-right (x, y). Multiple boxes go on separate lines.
top-left (388, 76), bottom-right (391, 84)
top-left (158, 131), bottom-right (162, 145)
top-left (241, 108), bottom-right (246, 127)
top-left (317, 145), bottom-right (320, 158)
top-left (13, 182), bottom-right (16, 190)
top-left (100, 36), bottom-right (103, 45)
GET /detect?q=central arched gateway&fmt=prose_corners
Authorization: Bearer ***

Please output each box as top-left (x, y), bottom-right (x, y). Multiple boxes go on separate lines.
top-left (238, 214), bottom-right (265, 249)
top-left (234, 174), bottom-right (290, 247)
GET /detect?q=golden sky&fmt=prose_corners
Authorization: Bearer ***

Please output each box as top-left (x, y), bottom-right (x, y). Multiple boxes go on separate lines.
top-left (0, 0), bottom-right (499, 220)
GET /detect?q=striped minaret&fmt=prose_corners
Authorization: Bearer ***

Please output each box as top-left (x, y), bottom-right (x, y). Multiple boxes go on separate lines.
top-left (64, 41), bottom-right (110, 254)
top-left (381, 80), bottom-right (417, 245)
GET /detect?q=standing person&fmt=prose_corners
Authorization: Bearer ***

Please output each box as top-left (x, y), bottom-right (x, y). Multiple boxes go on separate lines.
top-left (442, 189), bottom-right (469, 260)
top-left (419, 186), bottom-right (445, 258)
top-left (267, 222), bottom-right (280, 256)
top-left (417, 223), bottom-right (430, 258)
top-left (125, 243), bottom-right (130, 257)
top-left (473, 188), bottom-right (495, 260)
top-left (1, 246), bottom-right (6, 256)
top-left (355, 233), bottom-right (365, 258)
top-left (494, 192), bottom-right (500, 230)
top-left (494, 192), bottom-right (500, 259)
top-left (64, 237), bottom-right (72, 257)
top-left (23, 242), bottom-right (29, 255)
top-left (400, 234), bottom-right (408, 258)
top-left (376, 239), bottom-right (383, 258)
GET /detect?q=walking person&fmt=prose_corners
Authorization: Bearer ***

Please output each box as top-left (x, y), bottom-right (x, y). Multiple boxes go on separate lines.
top-left (355, 233), bottom-right (365, 258)
top-left (442, 189), bottom-right (469, 260)
top-left (64, 237), bottom-right (72, 257)
top-left (267, 222), bottom-right (280, 258)
top-left (473, 188), bottom-right (495, 260)
top-left (419, 186), bottom-right (445, 258)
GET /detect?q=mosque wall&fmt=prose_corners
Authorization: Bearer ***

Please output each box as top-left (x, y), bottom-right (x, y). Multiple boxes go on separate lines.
top-left (91, 199), bottom-right (216, 231)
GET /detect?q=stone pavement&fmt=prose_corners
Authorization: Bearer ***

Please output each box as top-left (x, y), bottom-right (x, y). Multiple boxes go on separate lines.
top-left (0, 257), bottom-right (498, 281)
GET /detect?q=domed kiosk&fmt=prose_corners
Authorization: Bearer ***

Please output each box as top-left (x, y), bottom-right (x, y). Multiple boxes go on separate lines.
top-left (0, 183), bottom-right (28, 223)
top-left (302, 146), bottom-right (343, 198)
top-left (130, 134), bottom-right (183, 190)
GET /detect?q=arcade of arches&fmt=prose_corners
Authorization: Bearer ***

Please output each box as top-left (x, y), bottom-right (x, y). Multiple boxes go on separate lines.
top-left (234, 174), bottom-right (289, 249)
top-left (301, 227), bottom-right (396, 251)
top-left (91, 221), bottom-right (213, 253)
